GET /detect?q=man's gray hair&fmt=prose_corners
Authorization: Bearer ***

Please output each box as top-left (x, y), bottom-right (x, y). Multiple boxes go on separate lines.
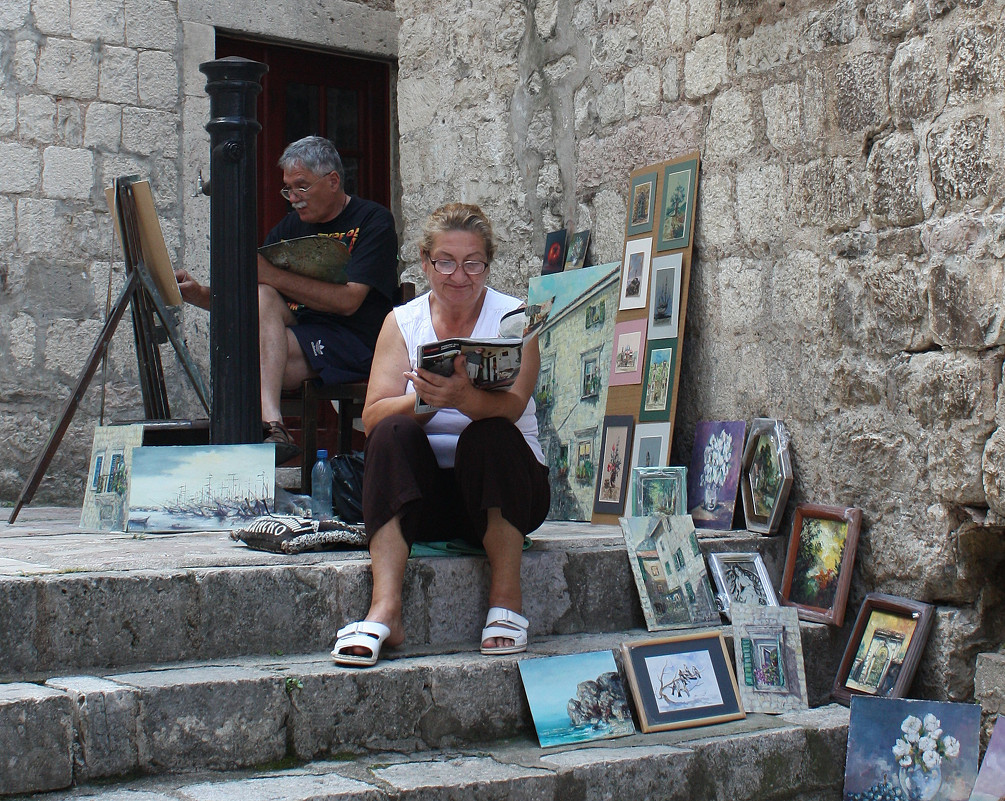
top-left (278, 136), bottom-right (345, 185)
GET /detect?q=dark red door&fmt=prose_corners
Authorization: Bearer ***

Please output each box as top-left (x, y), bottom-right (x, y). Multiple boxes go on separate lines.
top-left (216, 35), bottom-right (392, 242)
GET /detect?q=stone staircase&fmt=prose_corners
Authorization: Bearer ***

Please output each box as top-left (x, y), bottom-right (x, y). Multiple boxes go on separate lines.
top-left (0, 510), bottom-right (850, 800)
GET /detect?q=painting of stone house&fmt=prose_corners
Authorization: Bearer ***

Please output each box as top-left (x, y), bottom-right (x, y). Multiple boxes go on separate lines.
top-left (529, 263), bottom-right (619, 521)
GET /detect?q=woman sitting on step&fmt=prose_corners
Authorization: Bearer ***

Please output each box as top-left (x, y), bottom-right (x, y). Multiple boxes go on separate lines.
top-left (331, 202), bottom-right (550, 667)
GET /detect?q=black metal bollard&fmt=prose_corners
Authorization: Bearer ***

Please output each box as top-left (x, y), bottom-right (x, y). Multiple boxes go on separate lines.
top-left (200, 56), bottom-right (269, 445)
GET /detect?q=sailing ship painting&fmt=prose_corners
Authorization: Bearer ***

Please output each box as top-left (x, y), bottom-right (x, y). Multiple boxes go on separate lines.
top-left (126, 444), bottom-right (275, 532)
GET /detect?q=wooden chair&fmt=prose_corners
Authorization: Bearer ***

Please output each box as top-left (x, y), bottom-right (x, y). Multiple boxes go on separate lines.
top-left (283, 281), bottom-right (415, 493)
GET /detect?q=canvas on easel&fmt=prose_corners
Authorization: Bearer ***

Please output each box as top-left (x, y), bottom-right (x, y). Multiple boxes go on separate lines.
top-left (8, 176), bottom-right (209, 524)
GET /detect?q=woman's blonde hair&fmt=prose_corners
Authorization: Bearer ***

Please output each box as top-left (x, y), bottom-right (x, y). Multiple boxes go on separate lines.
top-left (418, 203), bottom-right (496, 265)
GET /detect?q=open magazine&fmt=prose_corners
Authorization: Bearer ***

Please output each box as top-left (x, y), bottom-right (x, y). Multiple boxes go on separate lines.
top-left (412, 302), bottom-right (554, 413)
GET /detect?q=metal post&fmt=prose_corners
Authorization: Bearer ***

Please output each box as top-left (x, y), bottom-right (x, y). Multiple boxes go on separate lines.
top-left (200, 56), bottom-right (269, 445)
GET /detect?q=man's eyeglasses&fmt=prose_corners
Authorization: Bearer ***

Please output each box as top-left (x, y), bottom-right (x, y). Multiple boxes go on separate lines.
top-left (429, 259), bottom-right (488, 275)
top-left (280, 172), bottom-right (333, 201)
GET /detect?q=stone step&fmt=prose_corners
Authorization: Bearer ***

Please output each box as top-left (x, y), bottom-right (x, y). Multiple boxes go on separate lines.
top-left (0, 513), bottom-right (796, 680)
top-left (12, 708), bottom-right (850, 801)
top-left (0, 629), bottom-right (846, 796)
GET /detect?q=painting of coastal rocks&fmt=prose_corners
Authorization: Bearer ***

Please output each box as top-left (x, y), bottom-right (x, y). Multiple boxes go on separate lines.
top-left (519, 650), bottom-right (635, 747)
top-left (126, 443), bottom-right (275, 532)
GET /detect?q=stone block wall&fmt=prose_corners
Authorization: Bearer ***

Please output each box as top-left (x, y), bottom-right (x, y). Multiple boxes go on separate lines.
top-left (0, 0), bottom-right (398, 504)
top-left (395, 0), bottom-right (1005, 699)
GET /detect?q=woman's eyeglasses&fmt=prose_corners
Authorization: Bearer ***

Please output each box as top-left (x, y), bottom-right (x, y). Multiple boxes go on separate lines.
top-left (429, 259), bottom-right (488, 275)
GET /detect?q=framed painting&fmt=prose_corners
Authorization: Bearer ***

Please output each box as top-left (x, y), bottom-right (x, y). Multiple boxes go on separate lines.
top-left (621, 631), bottom-right (745, 732)
top-left (832, 593), bottom-right (935, 705)
top-left (648, 252), bottom-right (683, 339)
top-left (627, 170), bottom-right (658, 236)
top-left (844, 696), bottom-right (980, 801)
top-left (780, 503), bottom-right (862, 626)
top-left (618, 237), bottom-right (652, 311)
top-left (687, 420), bottom-right (745, 531)
top-left (593, 414), bottom-right (634, 515)
top-left (564, 229), bottom-right (591, 270)
top-left (518, 649), bottom-right (635, 747)
top-left (707, 551), bottom-right (779, 620)
top-left (638, 338), bottom-right (677, 422)
top-left (609, 318), bottom-right (647, 387)
top-left (730, 604), bottom-right (808, 714)
top-left (970, 714), bottom-right (1004, 801)
top-left (631, 422), bottom-right (670, 472)
top-left (739, 418), bottom-right (793, 534)
top-left (631, 466), bottom-right (687, 517)
top-left (542, 228), bottom-right (567, 275)
top-left (619, 515), bottom-right (720, 630)
top-left (656, 157), bottom-right (698, 252)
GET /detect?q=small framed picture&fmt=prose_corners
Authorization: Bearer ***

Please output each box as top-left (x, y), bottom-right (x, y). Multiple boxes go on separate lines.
top-left (730, 604), bottom-right (809, 714)
top-left (621, 631), bottom-right (745, 732)
top-left (780, 503), bottom-right (862, 626)
top-left (618, 237), bottom-right (652, 311)
top-left (831, 593), bottom-right (935, 705)
top-left (639, 338), bottom-right (677, 422)
top-left (631, 466), bottom-right (687, 517)
top-left (630, 422), bottom-right (670, 472)
top-left (656, 156), bottom-right (698, 252)
top-left (627, 171), bottom-right (658, 236)
top-left (609, 318), bottom-right (647, 386)
top-left (707, 551), bottom-right (779, 620)
top-left (739, 417), bottom-right (793, 534)
top-left (647, 252), bottom-right (682, 339)
top-left (593, 414), bottom-right (634, 515)
top-left (687, 420), bottom-right (746, 531)
top-left (564, 229), bottom-right (591, 270)
top-left (542, 229), bottom-right (567, 275)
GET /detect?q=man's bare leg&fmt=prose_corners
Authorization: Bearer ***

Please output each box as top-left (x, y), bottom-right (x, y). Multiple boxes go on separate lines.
top-left (259, 284), bottom-right (316, 423)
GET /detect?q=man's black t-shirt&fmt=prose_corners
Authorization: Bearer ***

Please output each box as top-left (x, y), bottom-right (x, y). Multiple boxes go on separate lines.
top-left (262, 196), bottom-right (398, 348)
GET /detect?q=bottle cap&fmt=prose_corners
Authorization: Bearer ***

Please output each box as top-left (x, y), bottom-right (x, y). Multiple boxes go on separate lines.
top-left (317, 449), bottom-right (328, 459)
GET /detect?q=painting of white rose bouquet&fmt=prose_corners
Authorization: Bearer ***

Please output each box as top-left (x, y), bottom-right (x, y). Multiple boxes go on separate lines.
top-left (844, 697), bottom-right (980, 801)
top-left (686, 420), bottom-right (745, 530)
top-left (893, 713), bottom-right (961, 772)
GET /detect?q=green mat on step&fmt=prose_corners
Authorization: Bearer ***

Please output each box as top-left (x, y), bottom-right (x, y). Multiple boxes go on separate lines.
top-left (409, 536), bottom-right (533, 557)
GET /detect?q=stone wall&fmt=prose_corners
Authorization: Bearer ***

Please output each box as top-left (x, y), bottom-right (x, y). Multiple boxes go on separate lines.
top-left (0, 0), bottom-right (398, 504)
top-left (395, 0), bottom-right (1005, 699)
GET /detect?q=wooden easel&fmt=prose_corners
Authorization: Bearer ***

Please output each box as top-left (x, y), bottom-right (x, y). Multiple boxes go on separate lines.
top-left (7, 176), bottom-right (210, 523)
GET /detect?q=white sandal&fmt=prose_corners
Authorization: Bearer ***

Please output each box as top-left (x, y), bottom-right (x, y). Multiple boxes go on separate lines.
top-left (331, 621), bottom-right (391, 667)
top-left (480, 607), bottom-right (529, 655)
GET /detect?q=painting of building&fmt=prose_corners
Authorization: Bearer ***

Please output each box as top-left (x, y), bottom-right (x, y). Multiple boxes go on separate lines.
top-left (529, 263), bottom-right (619, 521)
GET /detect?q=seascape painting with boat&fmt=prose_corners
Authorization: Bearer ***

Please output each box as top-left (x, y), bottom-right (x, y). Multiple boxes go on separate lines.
top-left (126, 443), bottom-right (275, 532)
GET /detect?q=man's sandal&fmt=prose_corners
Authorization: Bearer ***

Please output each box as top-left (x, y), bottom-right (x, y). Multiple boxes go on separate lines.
top-left (331, 621), bottom-right (391, 667)
top-left (480, 607), bottom-right (529, 655)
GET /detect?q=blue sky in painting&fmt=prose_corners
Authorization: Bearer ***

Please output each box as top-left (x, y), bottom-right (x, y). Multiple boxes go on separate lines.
top-left (529, 262), bottom-right (619, 314)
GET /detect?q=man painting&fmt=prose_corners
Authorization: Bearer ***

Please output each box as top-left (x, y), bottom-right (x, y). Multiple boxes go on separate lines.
top-left (176, 136), bottom-right (399, 462)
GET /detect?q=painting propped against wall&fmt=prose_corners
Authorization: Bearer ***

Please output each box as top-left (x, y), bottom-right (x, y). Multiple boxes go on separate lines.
top-left (844, 696), bottom-right (980, 801)
top-left (126, 443), bottom-right (275, 532)
top-left (80, 424), bottom-right (146, 531)
top-left (688, 420), bottom-right (746, 530)
top-left (530, 262), bottom-right (620, 521)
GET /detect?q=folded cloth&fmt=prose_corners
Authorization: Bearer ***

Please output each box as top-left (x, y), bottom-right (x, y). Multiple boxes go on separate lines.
top-left (231, 514), bottom-right (367, 553)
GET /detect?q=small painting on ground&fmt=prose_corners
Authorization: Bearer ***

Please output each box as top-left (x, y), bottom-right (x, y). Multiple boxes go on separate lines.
top-left (126, 443), bottom-right (275, 532)
top-left (518, 650), bottom-right (635, 747)
top-left (620, 515), bottom-right (719, 631)
top-left (80, 423), bottom-right (145, 532)
top-left (621, 631), bottom-right (744, 732)
top-left (730, 604), bottom-right (808, 714)
top-left (687, 420), bottom-right (745, 530)
top-left (844, 696), bottom-right (980, 801)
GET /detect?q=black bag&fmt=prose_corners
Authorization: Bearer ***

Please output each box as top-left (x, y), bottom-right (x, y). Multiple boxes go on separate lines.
top-left (330, 450), bottom-right (365, 524)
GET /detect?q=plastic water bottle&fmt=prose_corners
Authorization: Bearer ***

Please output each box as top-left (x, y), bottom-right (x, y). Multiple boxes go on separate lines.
top-left (311, 449), bottom-right (333, 520)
